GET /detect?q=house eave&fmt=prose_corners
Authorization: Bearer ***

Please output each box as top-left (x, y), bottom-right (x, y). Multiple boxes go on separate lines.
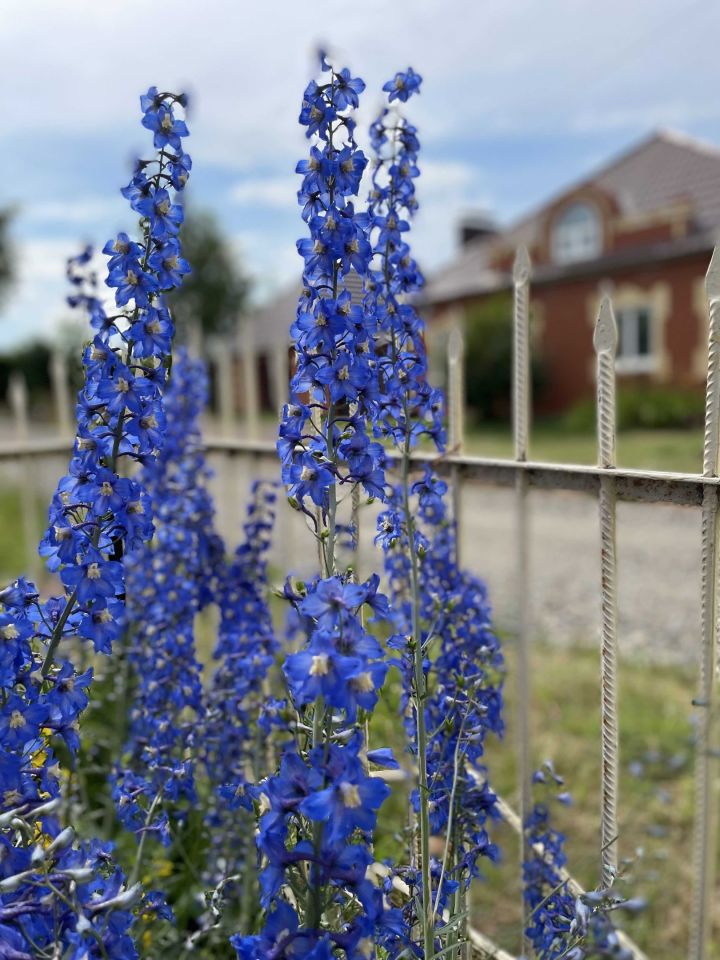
top-left (420, 232), bottom-right (717, 308)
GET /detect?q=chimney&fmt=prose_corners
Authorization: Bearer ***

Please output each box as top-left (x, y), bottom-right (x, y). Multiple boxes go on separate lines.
top-left (458, 213), bottom-right (497, 248)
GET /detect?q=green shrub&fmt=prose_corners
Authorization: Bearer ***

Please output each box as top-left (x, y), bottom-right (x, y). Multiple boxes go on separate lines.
top-left (464, 293), bottom-right (545, 420)
top-left (564, 385), bottom-right (705, 432)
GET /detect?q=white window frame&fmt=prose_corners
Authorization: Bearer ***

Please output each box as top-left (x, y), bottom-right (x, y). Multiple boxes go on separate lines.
top-left (551, 202), bottom-right (602, 264)
top-left (615, 305), bottom-right (657, 374)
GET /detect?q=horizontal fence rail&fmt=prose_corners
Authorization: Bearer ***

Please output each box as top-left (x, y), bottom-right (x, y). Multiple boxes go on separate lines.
top-left (12, 435), bottom-right (720, 506)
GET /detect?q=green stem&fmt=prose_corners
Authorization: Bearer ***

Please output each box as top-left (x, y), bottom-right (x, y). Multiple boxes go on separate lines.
top-left (401, 440), bottom-right (434, 959)
top-left (377, 116), bottom-right (435, 952)
top-left (303, 75), bottom-right (342, 936)
top-left (128, 788), bottom-right (164, 887)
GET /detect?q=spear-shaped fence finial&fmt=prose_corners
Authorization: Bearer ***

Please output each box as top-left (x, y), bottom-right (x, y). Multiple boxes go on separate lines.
top-left (595, 297), bottom-right (618, 470)
top-left (513, 244), bottom-right (532, 463)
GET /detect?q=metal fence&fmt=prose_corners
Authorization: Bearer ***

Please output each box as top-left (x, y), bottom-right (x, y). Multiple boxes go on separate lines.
top-left (2, 246), bottom-right (719, 958)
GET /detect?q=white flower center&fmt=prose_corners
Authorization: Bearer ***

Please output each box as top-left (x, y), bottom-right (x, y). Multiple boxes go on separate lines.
top-left (351, 672), bottom-right (374, 693)
top-left (340, 782), bottom-right (361, 808)
top-left (310, 654), bottom-right (330, 676)
top-left (9, 710), bottom-right (25, 729)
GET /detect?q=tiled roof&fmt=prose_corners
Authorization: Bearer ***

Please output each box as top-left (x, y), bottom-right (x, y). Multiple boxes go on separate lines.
top-left (423, 130), bottom-right (720, 305)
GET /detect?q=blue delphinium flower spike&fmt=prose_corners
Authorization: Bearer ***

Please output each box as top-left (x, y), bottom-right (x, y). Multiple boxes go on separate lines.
top-left (0, 87), bottom-right (191, 956)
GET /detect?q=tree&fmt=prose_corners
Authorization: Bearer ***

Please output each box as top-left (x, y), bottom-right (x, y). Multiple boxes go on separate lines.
top-left (464, 292), bottom-right (545, 421)
top-left (168, 209), bottom-right (250, 342)
top-left (0, 209), bottom-right (16, 311)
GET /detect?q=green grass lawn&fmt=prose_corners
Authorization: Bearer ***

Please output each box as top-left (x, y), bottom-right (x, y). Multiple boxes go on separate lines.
top-left (0, 484), bottom-right (47, 583)
top-left (372, 643), bottom-right (715, 959)
top-left (477, 644), bottom-right (707, 957)
top-left (465, 422), bottom-right (705, 473)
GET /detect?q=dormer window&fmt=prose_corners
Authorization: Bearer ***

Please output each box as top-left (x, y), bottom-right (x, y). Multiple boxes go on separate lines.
top-left (551, 202), bottom-right (602, 264)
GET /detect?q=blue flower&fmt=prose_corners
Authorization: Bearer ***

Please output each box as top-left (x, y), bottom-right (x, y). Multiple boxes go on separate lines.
top-left (0, 86), bottom-right (192, 956)
top-left (135, 187), bottom-right (184, 238)
top-left (279, 61), bottom-right (385, 517)
top-left (141, 101), bottom-right (189, 150)
top-left (241, 59), bottom-right (398, 958)
top-left (382, 67), bottom-right (422, 102)
top-left (147, 239), bottom-right (190, 288)
top-left (333, 67), bottom-right (366, 109)
top-left (300, 742), bottom-right (390, 841)
top-left (287, 453), bottom-right (335, 507)
top-left (113, 353), bottom-right (223, 850)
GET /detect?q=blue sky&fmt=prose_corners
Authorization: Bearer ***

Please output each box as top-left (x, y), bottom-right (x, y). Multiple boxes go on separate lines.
top-left (1, 0), bottom-right (718, 349)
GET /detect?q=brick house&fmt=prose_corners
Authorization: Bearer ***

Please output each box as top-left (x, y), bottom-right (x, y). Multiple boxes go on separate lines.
top-left (420, 131), bottom-right (720, 414)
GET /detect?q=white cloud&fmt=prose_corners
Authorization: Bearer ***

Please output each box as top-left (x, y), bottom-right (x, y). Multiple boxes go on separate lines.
top-left (20, 198), bottom-right (120, 226)
top-left (2, 0), bottom-right (720, 339)
top-left (229, 175), bottom-right (297, 208)
top-left (231, 230), bottom-right (299, 301)
top-left (3, 0), bottom-right (718, 156)
top-left (0, 240), bottom-right (74, 348)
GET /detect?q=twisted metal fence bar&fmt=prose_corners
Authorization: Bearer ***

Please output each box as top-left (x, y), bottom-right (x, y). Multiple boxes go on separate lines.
top-left (512, 244), bottom-right (532, 952)
top-left (689, 247), bottom-right (720, 959)
top-left (594, 297), bottom-right (620, 889)
top-left (447, 325), bottom-right (471, 957)
top-left (8, 371), bottom-right (40, 579)
top-left (448, 324), bottom-right (465, 567)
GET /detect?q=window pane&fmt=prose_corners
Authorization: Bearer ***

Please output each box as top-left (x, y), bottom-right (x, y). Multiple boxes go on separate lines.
top-left (616, 309), bottom-right (638, 358)
top-left (616, 312), bottom-right (626, 357)
top-left (614, 306), bottom-right (653, 365)
top-left (637, 309), bottom-right (650, 356)
top-left (552, 203), bottom-right (601, 264)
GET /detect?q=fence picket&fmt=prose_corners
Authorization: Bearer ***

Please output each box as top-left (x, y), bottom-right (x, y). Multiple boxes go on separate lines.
top-left (512, 245), bottom-right (533, 952)
top-left (689, 245), bottom-right (720, 959)
top-left (8, 372), bottom-right (39, 579)
top-left (447, 325), bottom-right (465, 567)
top-left (594, 296), bottom-right (620, 888)
top-left (239, 322), bottom-right (260, 440)
top-left (212, 344), bottom-right (236, 437)
top-left (49, 350), bottom-right (72, 436)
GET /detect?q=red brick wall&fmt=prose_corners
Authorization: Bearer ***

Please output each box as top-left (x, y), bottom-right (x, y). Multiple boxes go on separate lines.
top-left (535, 255), bottom-right (709, 412)
top-left (427, 252), bottom-right (711, 416)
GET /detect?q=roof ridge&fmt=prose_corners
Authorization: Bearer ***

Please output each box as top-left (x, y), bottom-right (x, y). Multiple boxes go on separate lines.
top-left (481, 129), bottom-right (720, 247)
top-left (651, 127), bottom-right (720, 158)
top-left (500, 131), bottom-right (665, 235)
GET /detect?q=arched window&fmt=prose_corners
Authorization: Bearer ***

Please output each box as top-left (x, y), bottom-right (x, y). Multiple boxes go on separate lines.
top-left (551, 202), bottom-right (602, 264)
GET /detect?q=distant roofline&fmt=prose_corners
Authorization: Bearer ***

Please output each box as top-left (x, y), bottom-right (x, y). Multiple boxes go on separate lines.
top-left (419, 230), bottom-right (717, 306)
top-left (454, 130), bottom-right (720, 259)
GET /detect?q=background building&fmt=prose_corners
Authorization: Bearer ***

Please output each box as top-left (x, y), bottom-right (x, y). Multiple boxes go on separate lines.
top-left (421, 131), bottom-right (720, 414)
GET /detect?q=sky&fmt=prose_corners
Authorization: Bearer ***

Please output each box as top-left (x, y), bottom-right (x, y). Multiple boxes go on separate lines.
top-left (1, 0), bottom-right (719, 349)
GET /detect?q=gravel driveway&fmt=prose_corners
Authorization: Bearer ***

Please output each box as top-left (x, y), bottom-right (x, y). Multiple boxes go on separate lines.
top-left (0, 430), bottom-right (701, 666)
top-left (210, 456), bottom-right (703, 667)
top-left (453, 484), bottom-right (701, 665)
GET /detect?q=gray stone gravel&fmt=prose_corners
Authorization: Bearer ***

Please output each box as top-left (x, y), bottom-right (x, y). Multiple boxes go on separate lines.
top-left (211, 456), bottom-right (702, 666)
top-left (4, 445), bottom-right (699, 667)
top-left (452, 485), bottom-right (701, 666)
